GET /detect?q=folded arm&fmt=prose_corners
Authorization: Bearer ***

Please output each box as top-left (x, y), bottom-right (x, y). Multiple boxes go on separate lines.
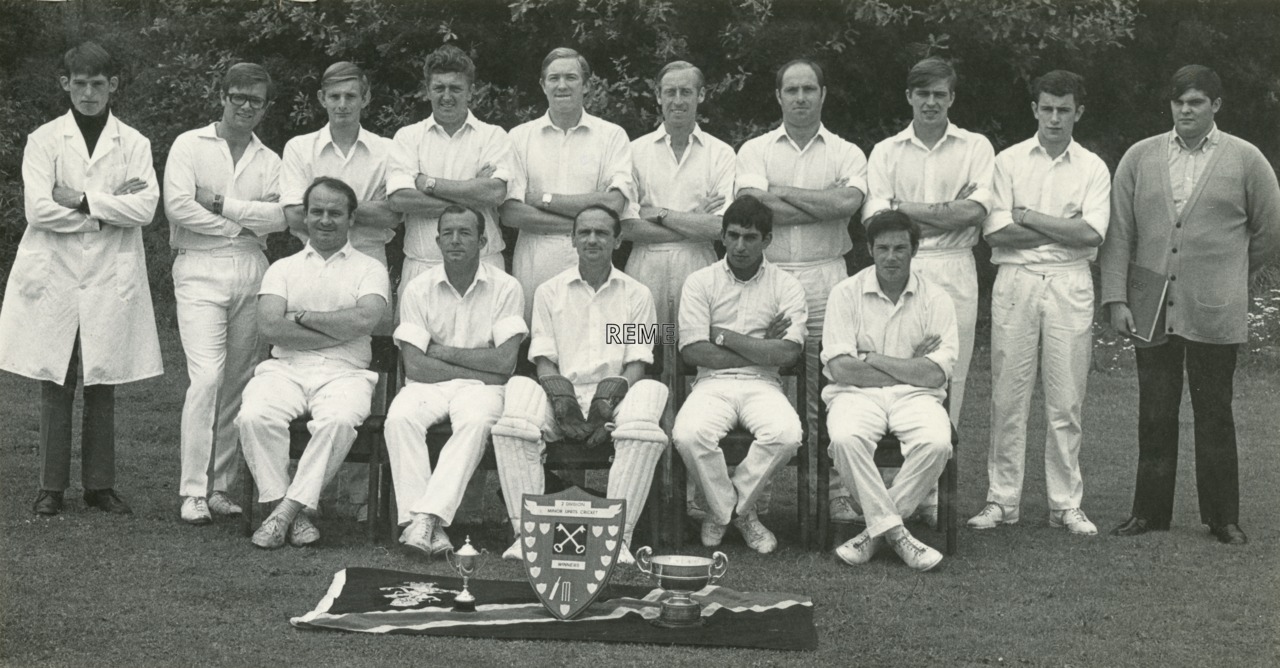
top-left (500, 199), bottom-right (575, 235)
top-left (257, 295), bottom-right (345, 350)
top-left (291, 293), bottom-right (386, 342)
top-left (426, 335), bottom-right (522, 376)
top-left (402, 342), bottom-right (509, 385)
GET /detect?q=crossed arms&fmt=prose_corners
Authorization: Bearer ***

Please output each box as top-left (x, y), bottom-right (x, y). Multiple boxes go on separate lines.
top-left (257, 293), bottom-right (386, 351)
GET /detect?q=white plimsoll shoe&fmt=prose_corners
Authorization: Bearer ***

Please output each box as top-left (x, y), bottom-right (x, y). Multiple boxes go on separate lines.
top-left (966, 502), bottom-right (1019, 530)
top-left (430, 525), bottom-right (453, 555)
top-left (400, 517), bottom-right (434, 554)
top-left (289, 512), bottom-right (321, 547)
top-left (888, 530), bottom-right (943, 572)
top-left (829, 496), bottom-right (863, 523)
top-left (733, 512), bottom-right (778, 554)
top-left (207, 491), bottom-right (243, 517)
top-left (180, 496), bottom-right (212, 525)
top-left (834, 529), bottom-right (883, 566)
top-left (1050, 508), bottom-right (1098, 536)
top-left (502, 538), bottom-right (523, 561)
top-left (251, 513), bottom-right (290, 549)
top-left (701, 520), bottom-right (728, 547)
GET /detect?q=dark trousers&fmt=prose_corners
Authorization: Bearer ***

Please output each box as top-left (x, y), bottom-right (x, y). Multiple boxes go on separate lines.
top-left (39, 334), bottom-right (116, 492)
top-left (1132, 336), bottom-right (1238, 526)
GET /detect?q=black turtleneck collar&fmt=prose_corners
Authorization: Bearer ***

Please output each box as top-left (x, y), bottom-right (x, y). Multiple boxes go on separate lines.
top-left (71, 106), bottom-right (110, 157)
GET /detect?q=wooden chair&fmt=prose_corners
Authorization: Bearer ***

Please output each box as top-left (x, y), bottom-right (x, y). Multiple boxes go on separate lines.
top-left (241, 335), bottom-right (399, 543)
top-left (667, 343), bottom-right (812, 550)
top-left (815, 374), bottom-right (960, 555)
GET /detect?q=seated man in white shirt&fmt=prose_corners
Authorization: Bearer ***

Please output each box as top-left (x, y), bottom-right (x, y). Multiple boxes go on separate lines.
top-left (384, 205), bottom-right (527, 556)
top-left (237, 177), bottom-right (390, 549)
top-left (824, 211), bottom-right (957, 572)
top-left (672, 195), bottom-right (807, 554)
top-left (491, 206), bottom-right (668, 565)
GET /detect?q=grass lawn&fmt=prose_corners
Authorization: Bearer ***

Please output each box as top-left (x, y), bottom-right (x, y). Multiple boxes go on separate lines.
top-left (1, 326), bottom-right (1277, 667)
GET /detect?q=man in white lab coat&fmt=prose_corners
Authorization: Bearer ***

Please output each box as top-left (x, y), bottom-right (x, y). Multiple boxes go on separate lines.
top-left (0, 42), bottom-right (162, 516)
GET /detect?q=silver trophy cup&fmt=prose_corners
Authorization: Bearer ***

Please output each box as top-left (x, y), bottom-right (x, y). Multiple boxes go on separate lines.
top-left (634, 546), bottom-right (729, 628)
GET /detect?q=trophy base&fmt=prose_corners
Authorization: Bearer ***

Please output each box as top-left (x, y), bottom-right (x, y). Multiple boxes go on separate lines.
top-left (453, 592), bottom-right (476, 613)
top-left (650, 594), bottom-right (704, 628)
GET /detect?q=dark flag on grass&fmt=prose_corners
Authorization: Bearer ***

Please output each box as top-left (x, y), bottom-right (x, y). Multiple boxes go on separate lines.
top-left (292, 568), bottom-right (817, 651)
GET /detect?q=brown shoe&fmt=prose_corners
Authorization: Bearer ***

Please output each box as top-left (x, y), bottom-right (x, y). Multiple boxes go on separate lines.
top-left (84, 489), bottom-right (133, 514)
top-left (1209, 523), bottom-right (1248, 545)
top-left (33, 490), bottom-right (64, 516)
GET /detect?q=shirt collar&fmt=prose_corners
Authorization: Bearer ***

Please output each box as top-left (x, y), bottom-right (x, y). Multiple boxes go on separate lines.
top-left (891, 121), bottom-right (964, 150)
top-left (1170, 123), bottom-right (1219, 152)
top-left (570, 264), bottom-right (623, 291)
top-left (198, 122), bottom-right (265, 153)
top-left (718, 256), bottom-right (771, 284)
top-left (771, 123), bottom-right (836, 152)
top-left (318, 123), bottom-right (373, 153)
top-left (302, 241), bottom-right (356, 261)
top-left (1029, 137), bottom-right (1080, 163)
top-left (655, 123), bottom-right (706, 147)
top-left (536, 109), bottom-right (598, 134)
top-left (425, 110), bottom-right (477, 136)
top-left (428, 260), bottom-right (491, 296)
top-left (862, 268), bottom-right (919, 301)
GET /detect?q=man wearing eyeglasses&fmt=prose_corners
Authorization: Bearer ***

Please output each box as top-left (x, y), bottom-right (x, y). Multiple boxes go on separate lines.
top-left (163, 62), bottom-right (287, 526)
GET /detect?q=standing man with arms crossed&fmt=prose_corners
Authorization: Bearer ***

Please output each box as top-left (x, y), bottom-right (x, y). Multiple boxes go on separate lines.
top-left (491, 206), bottom-right (668, 565)
top-left (672, 196), bottom-right (807, 554)
top-left (970, 71), bottom-right (1110, 535)
top-left (164, 62), bottom-right (286, 525)
top-left (238, 177), bottom-right (390, 549)
top-left (1100, 65), bottom-right (1280, 545)
top-left (384, 205), bottom-right (526, 556)
top-left (736, 58), bottom-right (867, 521)
top-left (1, 42), bottom-right (161, 516)
top-left (625, 60), bottom-right (735, 326)
top-left (825, 211), bottom-right (958, 572)
top-left (388, 44), bottom-right (512, 290)
top-left (858, 56), bottom-right (994, 526)
top-left (502, 47), bottom-right (636, 319)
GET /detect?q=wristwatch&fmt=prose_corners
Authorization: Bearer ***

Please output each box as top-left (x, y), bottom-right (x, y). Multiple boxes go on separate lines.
top-left (212, 193), bottom-right (224, 215)
top-left (424, 177), bottom-right (437, 194)
top-left (655, 208), bottom-right (670, 225)
top-left (541, 192), bottom-right (554, 208)
top-left (715, 332), bottom-right (726, 347)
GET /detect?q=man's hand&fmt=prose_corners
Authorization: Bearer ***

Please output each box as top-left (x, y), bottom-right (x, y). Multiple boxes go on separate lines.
top-left (954, 182), bottom-right (978, 200)
top-left (260, 193), bottom-right (280, 203)
top-left (1109, 303), bottom-right (1136, 337)
top-left (526, 189), bottom-right (546, 207)
top-left (476, 162), bottom-right (496, 179)
top-left (912, 334), bottom-right (941, 358)
top-left (856, 333), bottom-right (877, 357)
top-left (52, 186), bottom-right (84, 209)
top-left (195, 186), bottom-right (218, 212)
top-left (693, 192), bottom-right (725, 214)
top-left (764, 313), bottom-right (792, 340)
top-left (541, 375), bottom-right (592, 441)
top-left (113, 178), bottom-right (148, 196)
top-left (584, 377), bottom-right (629, 449)
top-left (828, 175), bottom-right (850, 190)
top-left (414, 173), bottom-right (432, 192)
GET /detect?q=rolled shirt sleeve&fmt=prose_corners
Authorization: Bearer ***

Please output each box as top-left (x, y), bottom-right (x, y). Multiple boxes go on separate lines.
top-left (623, 283), bottom-right (657, 366)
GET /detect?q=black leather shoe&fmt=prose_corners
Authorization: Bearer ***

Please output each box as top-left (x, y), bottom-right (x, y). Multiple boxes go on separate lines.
top-left (1210, 523), bottom-right (1248, 545)
top-left (33, 490), bottom-right (64, 516)
top-left (1110, 516), bottom-right (1169, 537)
top-left (84, 489), bottom-right (133, 514)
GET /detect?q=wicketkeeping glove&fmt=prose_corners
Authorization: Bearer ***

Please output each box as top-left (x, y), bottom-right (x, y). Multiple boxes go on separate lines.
top-left (541, 374), bottom-right (592, 441)
top-left (584, 377), bottom-right (629, 448)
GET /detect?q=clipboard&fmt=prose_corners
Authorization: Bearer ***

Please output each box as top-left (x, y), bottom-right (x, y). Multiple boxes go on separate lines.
top-left (1126, 262), bottom-right (1169, 342)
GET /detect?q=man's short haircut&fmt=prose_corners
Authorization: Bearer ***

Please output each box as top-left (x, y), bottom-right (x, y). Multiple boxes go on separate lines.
top-left (1030, 69), bottom-right (1086, 106)
top-left (63, 41), bottom-right (115, 78)
top-left (425, 44), bottom-right (476, 85)
top-left (303, 176), bottom-right (358, 216)
top-left (722, 195), bottom-right (773, 237)
top-left (439, 204), bottom-right (486, 236)
top-left (222, 62), bottom-right (273, 98)
top-left (573, 204), bottom-right (621, 236)
top-left (775, 58), bottom-right (824, 90)
top-left (907, 56), bottom-right (957, 92)
top-left (321, 61), bottom-right (369, 95)
top-left (1168, 64), bottom-right (1223, 101)
top-left (865, 210), bottom-right (921, 251)
top-left (656, 60), bottom-right (705, 90)
top-left (541, 47), bottom-right (591, 81)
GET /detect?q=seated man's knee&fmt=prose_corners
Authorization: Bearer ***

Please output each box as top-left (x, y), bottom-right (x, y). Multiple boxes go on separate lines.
top-left (614, 379), bottom-right (668, 424)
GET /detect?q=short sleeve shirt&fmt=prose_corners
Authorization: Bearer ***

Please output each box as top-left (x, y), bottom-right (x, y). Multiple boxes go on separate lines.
top-left (507, 111), bottom-right (636, 209)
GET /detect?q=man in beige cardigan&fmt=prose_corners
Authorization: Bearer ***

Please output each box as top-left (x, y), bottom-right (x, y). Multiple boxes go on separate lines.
top-left (1099, 65), bottom-right (1280, 545)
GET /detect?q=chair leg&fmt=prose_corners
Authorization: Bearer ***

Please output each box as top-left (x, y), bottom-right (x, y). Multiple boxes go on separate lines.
top-left (671, 455), bottom-right (687, 551)
top-left (945, 455), bottom-right (958, 555)
top-left (240, 460), bottom-right (255, 537)
top-left (646, 473), bottom-right (662, 550)
top-left (365, 438), bottom-right (380, 544)
top-left (816, 448), bottom-right (830, 551)
top-left (797, 445), bottom-right (810, 550)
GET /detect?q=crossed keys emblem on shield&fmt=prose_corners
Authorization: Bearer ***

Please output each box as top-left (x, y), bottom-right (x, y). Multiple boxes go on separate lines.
top-left (521, 487), bottom-right (626, 620)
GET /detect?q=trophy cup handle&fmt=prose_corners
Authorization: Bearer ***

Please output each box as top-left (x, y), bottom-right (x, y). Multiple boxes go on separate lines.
top-left (475, 548), bottom-right (491, 573)
top-left (444, 547), bottom-right (457, 572)
top-left (709, 551), bottom-right (729, 583)
top-left (634, 545), bottom-right (653, 576)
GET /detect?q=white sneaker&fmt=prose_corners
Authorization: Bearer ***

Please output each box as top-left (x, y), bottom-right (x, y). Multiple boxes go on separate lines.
top-left (430, 525), bottom-right (453, 555)
top-left (289, 512), bottom-right (320, 547)
top-left (909, 505), bottom-right (939, 530)
top-left (733, 512), bottom-right (777, 554)
top-left (1050, 508), bottom-right (1098, 536)
top-left (180, 496), bottom-right (212, 525)
top-left (701, 520), bottom-right (728, 547)
top-left (251, 513), bottom-right (290, 549)
top-left (834, 529), bottom-right (883, 566)
top-left (888, 530), bottom-right (943, 572)
top-left (830, 496), bottom-right (863, 523)
top-left (400, 517), bottom-right (434, 554)
top-left (617, 542), bottom-right (635, 567)
top-left (967, 502), bottom-right (1019, 530)
top-left (687, 495), bottom-right (709, 521)
top-left (207, 491), bottom-right (242, 517)
top-left (502, 538), bottom-right (523, 561)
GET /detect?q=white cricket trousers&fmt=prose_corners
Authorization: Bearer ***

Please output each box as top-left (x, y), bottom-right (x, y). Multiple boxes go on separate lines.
top-left (626, 242), bottom-right (717, 326)
top-left (672, 377), bottom-right (803, 526)
top-left (384, 379), bottom-right (504, 526)
top-left (987, 263), bottom-right (1093, 510)
top-left (173, 248), bottom-right (268, 498)
top-left (826, 387), bottom-right (952, 538)
top-left (237, 358), bottom-right (377, 508)
top-left (913, 249), bottom-right (978, 424)
top-left (512, 232), bottom-right (577, 322)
